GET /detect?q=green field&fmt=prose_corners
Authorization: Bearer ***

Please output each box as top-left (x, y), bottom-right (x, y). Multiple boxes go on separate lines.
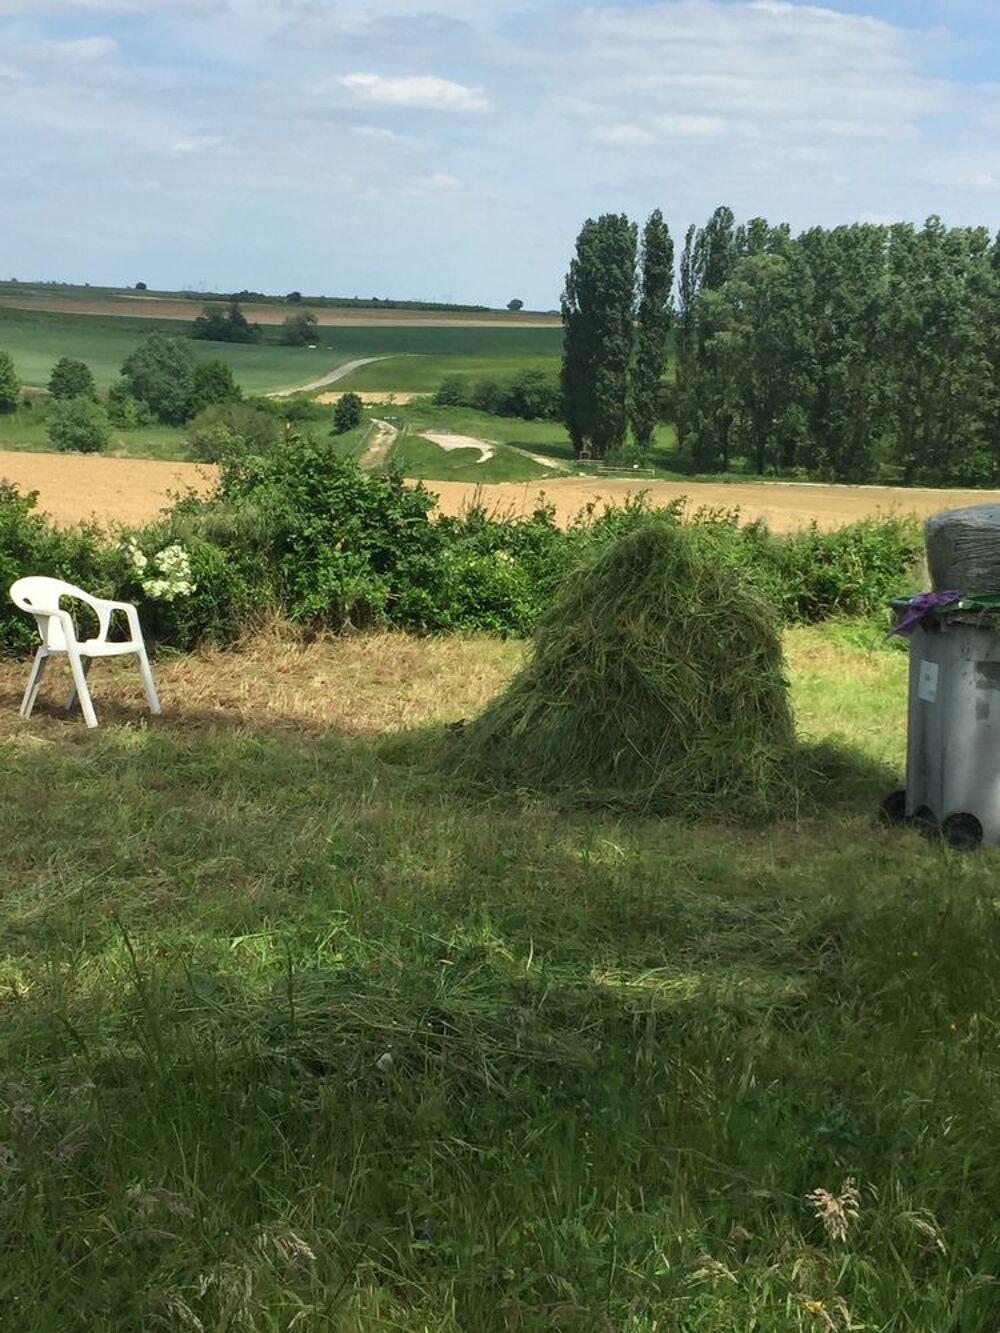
top-left (3, 624), bottom-right (1000, 1328)
top-left (0, 305), bottom-right (564, 395)
top-left (337, 350), bottom-right (561, 394)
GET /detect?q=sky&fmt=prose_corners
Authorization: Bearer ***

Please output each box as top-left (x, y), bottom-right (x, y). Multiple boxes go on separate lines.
top-left (3, 0), bottom-right (1000, 307)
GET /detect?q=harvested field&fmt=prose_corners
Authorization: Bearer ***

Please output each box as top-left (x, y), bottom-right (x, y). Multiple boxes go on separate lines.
top-left (0, 450), bottom-right (214, 527)
top-left (424, 477), bottom-right (1000, 531)
top-left (0, 294), bottom-right (559, 328)
top-left (3, 448), bottom-right (1000, 530)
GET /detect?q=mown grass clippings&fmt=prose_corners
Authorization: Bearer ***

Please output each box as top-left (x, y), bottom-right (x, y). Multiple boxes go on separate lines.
top-left (452, 519), bottom-right (800, 821)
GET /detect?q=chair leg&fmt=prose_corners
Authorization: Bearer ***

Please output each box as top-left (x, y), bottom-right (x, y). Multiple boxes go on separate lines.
top-left (67, 651), bottom-right (98, 729)
top-left (136, 645), bottom-right (161, 716)
top-left (66, 656), bottom-right (93, 714)
top-left (20, 649), bottom-right (48, 718)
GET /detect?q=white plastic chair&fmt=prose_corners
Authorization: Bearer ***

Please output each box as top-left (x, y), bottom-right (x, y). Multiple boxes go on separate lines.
top-left (9, 576), bottom-right (161, 729)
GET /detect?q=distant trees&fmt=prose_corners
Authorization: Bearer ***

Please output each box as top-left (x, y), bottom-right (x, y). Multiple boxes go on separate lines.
top-left (135, 281), bottom-right (148, 291)
top-left (333, 392), bottom-right (363, 434)
top-left (0, 351), bottom-right (21, 412)
top-left (190, 300), bottom-right (262, 344)
top-left (48, 357), bottom-right (97, 401)
top-left (507, 299), bottom-right (524, 311)
top-left (121, 334), bottom-right (198, 424)
top-left (281, 311), bottom-right (319, 346)
top-left (48, 397), bottom-right (111, 453)
top-left (433, 369), bottom-right (562, 420)
top-left (286, 291), bottom-right (303, 304)
top-left (561, 214), bottom-right (638, 457)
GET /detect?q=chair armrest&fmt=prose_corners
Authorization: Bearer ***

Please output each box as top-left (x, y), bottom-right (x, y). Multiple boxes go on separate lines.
top-left (86, 597), bottom-right (141, 642)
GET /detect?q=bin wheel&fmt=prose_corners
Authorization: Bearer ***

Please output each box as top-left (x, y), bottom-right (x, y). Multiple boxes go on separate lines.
top-left (880, 789), bottom-right (908, 826)
top-left (942, 813), bottom-right (983, 852)
top-left (912, 806), bottom-right (940, 836)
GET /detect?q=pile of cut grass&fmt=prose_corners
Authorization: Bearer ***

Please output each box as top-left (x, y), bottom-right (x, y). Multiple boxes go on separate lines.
top-left (454, 519), bottom-right (800, 821)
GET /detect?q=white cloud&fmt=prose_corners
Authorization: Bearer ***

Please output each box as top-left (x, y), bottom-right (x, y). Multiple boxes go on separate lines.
top-left (417, 171), bottom-right (461, 190)
top-left (341, 72), bottom-right (490, 113)
top-left (169, 133), bottom-right (227, 154)
top-left (594, 123), bottom-right (656, 146)
top-left (42, 36), bottom-right (119, 60)
top-left (653, 113), bottom-right (726, 138)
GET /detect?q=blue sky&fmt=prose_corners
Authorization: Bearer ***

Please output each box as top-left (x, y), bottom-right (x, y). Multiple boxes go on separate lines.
top-left (3, 0), bottom-right (1000, 307)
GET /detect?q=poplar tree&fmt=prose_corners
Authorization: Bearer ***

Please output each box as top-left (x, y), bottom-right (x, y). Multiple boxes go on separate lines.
top-left (630, 209), bottom-right (674, 454)
top-left (561, 214), bottom-right (637, 458)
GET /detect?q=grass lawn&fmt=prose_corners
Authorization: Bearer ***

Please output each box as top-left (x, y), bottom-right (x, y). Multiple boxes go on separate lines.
top-left (2, 623), bottom-right (1000, 1329)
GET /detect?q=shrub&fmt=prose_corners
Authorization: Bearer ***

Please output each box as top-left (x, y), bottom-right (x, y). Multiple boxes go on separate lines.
top-left (48, 397), bottom-right (112, 453)
top-left (0, 351), bottom-right (19, 413)
top-left (332, 393), bottom-right (363, 434)
top-left (0, 483), bottom-right (113, 654)
top-left (187, 402), bottom-right (281, 462)
top-left (190, 360), bottom-right (242, 414)
top-left (434, 376), bottom-right (466, 407)
top-left (281, 312), bottom-right (318, 346)
top-left (48, 357), bottom-right (96, 401)
top-left (106, 379), bottom-right (153, 428)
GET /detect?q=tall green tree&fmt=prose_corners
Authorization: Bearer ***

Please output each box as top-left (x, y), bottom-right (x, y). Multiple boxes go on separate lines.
top-left (885, 218), bottom-right (996, 485)
top-left (630, 210), bottom-right (674, 454)
top-left (0, 351), bottom-right (20, 412)
top-left (121, 334), bottom-right (197, 425)
top-left (561, 214), bottom-right (637, 458)
top-left (797, 224), bottom-right (889, 482)
top-left (701, 251), bottom-right (813, 475)
top-left (675, 206), bottom-right (738, 461)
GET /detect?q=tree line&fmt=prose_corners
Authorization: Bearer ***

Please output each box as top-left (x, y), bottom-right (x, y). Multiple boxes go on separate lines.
top-left (561, 207), bottom-right (1000, 486)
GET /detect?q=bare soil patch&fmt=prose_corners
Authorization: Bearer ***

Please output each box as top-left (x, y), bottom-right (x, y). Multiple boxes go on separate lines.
top-left (3, 449), bottom-right (998, 532)
top-left (315, 390), bottom-right (420, 405)
top-left (420, 431), bottom-right (496, 464)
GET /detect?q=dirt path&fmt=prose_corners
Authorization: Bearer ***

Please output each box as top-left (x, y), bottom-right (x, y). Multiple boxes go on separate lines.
top-left (359, 420), bottom-right (399, 471)
top-left (420, 431), bottom-right (496, 464)
top-left (270, 356), bottom-right (396, 397)
top-left (4, 449), bottom-right (1000, 533)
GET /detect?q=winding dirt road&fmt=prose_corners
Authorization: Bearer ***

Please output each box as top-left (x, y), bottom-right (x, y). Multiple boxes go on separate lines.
top-left (270, 356), bottom-right (396, 397)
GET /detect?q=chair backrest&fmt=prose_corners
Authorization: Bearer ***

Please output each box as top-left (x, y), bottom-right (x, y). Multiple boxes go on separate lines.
top-left (9, 576), bottom-right (99, 651)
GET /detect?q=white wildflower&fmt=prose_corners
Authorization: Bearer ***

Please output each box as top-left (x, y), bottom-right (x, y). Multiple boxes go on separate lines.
top-left (128, 543), bottom-right (197, 602)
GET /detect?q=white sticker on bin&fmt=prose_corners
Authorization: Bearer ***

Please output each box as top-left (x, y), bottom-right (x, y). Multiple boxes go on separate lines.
top-left (918, 660), bottom-right (939, 703)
